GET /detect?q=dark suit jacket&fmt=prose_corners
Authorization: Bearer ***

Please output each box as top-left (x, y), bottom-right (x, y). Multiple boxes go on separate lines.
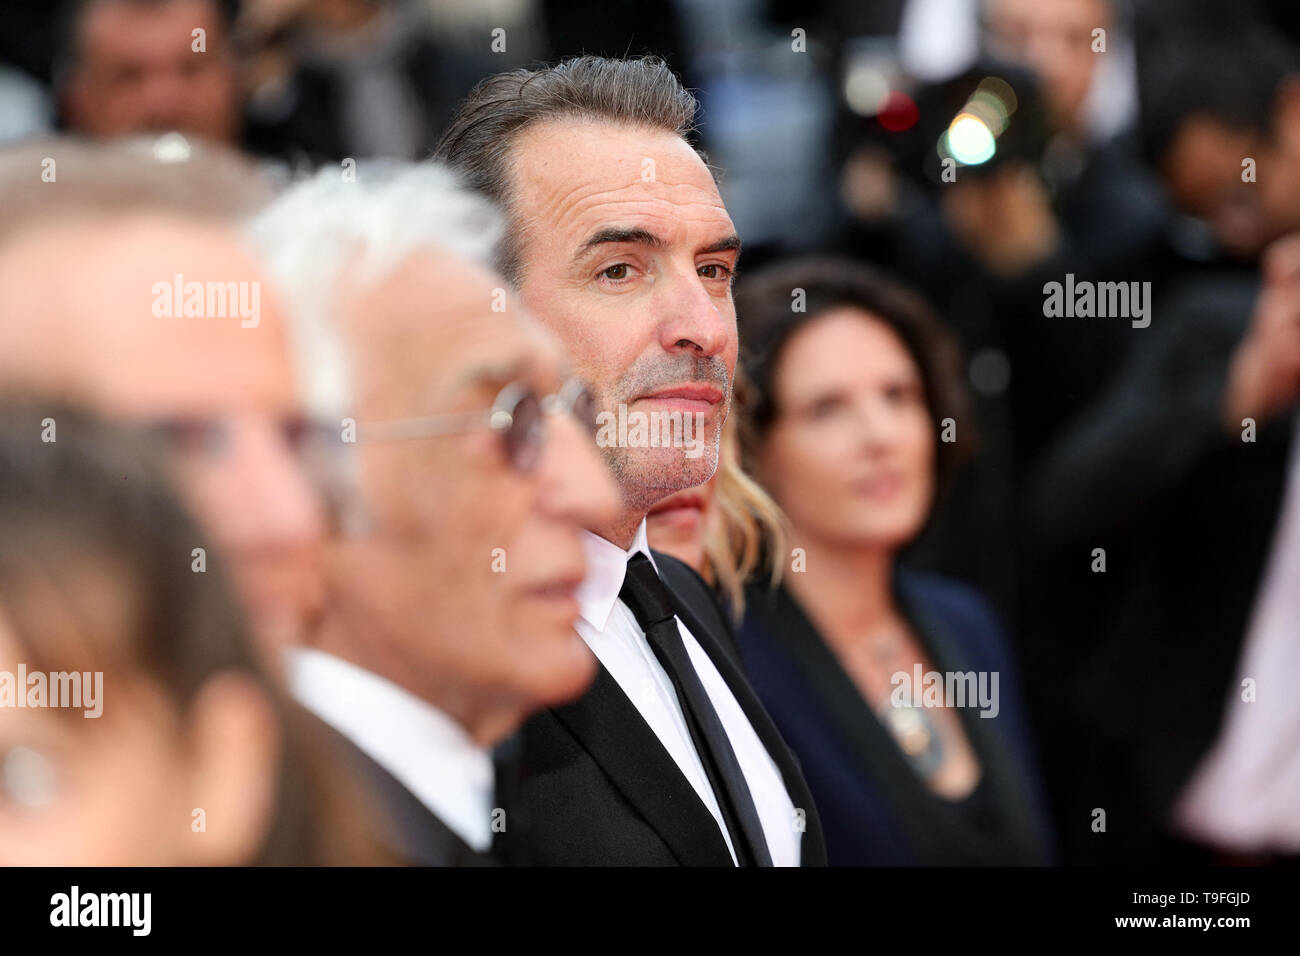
top-left (1030, 274), bottom-right (1292, 861)
top-left (498, 550), bottom-right (828, 866)
top-left (738, 571), bottom-right (1056, 866)
top-left (308, 714), bottom-right (496, 867)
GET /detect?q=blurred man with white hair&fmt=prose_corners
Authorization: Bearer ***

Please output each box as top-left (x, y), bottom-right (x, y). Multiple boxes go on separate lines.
top-left (249, 163), bottom-right (619, 865)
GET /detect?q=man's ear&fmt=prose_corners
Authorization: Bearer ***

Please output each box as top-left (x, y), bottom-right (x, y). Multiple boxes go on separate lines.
top-left (59, 71), bottom-right (91, 133)
top-left (183, 672), bottom-right (281, 866)
top-left (1272, 76), bottom-right (1300, 151)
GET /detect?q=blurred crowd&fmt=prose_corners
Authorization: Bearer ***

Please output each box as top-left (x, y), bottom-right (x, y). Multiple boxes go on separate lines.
top-left (1, 0), bottom-right (1298, 866)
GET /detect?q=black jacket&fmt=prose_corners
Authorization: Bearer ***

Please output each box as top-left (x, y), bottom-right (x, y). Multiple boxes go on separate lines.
top-left (1030, 274), bottom-right (1292, 861)
top-left (309, 714), bottom-right (496, 867)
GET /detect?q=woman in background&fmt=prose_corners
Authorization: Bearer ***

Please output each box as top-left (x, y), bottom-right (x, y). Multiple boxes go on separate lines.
top-left (732, 257), bottom-right (1054, 865)
top-left (0, 404), bottom-right (384, 865)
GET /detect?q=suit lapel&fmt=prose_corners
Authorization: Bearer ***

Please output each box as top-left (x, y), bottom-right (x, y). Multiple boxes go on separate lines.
top-left (547, 660), bottom-right (735, 866)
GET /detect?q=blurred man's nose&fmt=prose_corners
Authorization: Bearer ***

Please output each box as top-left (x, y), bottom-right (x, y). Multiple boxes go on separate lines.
top-left (658, 266), bottom-right (733, 358)
top-left (140, 66), bottom-right (189, 129)
top-left (214, 420), bottom-right (326, 553)
top-left (537, 413), bottom-right (620, 529)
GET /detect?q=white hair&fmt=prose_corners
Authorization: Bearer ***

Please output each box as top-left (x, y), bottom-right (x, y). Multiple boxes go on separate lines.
top-left (246, 161), bottom-right (505, 420)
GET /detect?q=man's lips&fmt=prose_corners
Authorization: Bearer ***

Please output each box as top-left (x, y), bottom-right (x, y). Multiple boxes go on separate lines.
top-left (635, 384), bottom-right (724, 414)
top-left (524, 574), bottom-right (585, 601)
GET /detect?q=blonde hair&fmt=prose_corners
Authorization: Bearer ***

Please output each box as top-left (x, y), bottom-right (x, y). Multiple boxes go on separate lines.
top-left (699, 402), bottom-right (788, 621)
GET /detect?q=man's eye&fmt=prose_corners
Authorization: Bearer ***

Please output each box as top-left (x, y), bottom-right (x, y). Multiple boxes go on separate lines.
top-left (154, 420), bottom-right (227, 458)
top-left (699, 263), bottom-right (732, 280)
top-left (600, 264), bottom-right (631, 281)
top-left (806, 397), bottom-right (845, 420)
top-left (281, 417), bottom-right (315, 451)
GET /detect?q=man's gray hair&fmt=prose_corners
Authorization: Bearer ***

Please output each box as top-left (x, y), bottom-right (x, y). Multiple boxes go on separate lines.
top-left (246, 161), bottom-right (504, 421)
top-left (433, 55), bottom-right (700, 285)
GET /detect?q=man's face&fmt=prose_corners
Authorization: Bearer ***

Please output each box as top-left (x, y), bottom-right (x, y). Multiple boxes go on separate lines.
top-left (508, 119), bottom-right (740, 516)
top-left (985, 0), bottom-right (1108, 135)
top-left (64, 0), bottom-right (240, 145)
top-left (335, 251), bottom-right (619, 726)
top-left (1164, 113), bottom-right (1300, 259)
top-left (0, 216), bottom-right (325, 650)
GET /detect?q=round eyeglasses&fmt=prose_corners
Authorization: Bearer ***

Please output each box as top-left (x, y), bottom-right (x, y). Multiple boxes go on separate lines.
top-left (358, 377), bottom-right (599, 473)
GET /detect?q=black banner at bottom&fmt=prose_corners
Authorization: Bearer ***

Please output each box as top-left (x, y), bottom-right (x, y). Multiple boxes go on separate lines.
top-left (0, 865), bottom-right (1289, 942)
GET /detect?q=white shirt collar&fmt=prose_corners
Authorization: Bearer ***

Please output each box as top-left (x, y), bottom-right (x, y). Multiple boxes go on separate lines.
top-left (285, 646), bottom-right (495, 852)
top-left (576, 518), bottom-right (661, 632)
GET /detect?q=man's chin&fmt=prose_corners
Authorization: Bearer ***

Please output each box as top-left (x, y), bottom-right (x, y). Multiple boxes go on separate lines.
top-left (611, 447), bottom-right (718, 492)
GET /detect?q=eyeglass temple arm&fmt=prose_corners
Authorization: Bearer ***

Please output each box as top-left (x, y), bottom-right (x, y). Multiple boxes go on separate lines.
top-left (358, 409), bottom-right (495, 443)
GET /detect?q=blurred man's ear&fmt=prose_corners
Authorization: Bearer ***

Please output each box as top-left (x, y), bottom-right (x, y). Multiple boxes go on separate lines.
top-left (183, 672), bottom-right (281, 866)
top-left (60, 76), bottom-right (90, 135)
top-left (1272, 76), bottom-right (1300, 153)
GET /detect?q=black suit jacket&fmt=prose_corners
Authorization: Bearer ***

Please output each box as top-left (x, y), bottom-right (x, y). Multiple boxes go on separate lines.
top-left (1030, 274), bottom-right (1292, 861)
top-left (498, 551), bottom-right (828, 866)
top-left (307, 713), bottom-right (496, 867)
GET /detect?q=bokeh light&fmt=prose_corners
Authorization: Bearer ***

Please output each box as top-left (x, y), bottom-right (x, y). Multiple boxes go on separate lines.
top-left (946, 113), bottom-right (996, 165)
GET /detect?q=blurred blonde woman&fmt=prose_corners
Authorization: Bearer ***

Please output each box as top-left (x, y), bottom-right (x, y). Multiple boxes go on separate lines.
top-left (646, 374), bottom-right (786, 622)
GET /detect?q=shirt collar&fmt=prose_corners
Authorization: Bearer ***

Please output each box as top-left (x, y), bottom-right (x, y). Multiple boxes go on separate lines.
top-left (576, 518), bottom-right (660, 631)
top-left (285, 646), bottom-right (495, 852)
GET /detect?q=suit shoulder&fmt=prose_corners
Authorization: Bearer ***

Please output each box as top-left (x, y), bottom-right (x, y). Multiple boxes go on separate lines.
top-left (653, 550), bottom-right (722, 613)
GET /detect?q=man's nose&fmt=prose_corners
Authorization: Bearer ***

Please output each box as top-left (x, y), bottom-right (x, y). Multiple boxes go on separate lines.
top-left (214, 420), bottom-right (326, 553)
top-left (140, 67), bottom-right (188, 127)
top-left (536, 412), bottom-right (620, 529)
top-left (657, 269), bottom-right (733, 358)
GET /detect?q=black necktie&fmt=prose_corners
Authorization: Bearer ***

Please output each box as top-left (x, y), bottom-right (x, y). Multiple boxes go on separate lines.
top-left (619, 552), bottom-right (774, 866)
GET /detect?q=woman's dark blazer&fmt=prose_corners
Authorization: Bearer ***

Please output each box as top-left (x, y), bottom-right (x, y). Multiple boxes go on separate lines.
top-left (736, 568), bottom-right (1057, 865)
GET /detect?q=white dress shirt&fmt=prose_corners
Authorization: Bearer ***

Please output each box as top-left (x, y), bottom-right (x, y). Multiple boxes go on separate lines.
top-left (286, 646), bottom-right (495, 852)
top-left (1172, 413), bottom-right (1300, 852)
top-left (575, 520), bottom-right (801, 866)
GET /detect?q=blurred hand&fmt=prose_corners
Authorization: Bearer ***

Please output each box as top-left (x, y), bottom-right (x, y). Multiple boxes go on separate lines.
top-left (941, 163), bottom-right (1060, 277)
top-left (1223, 233), bottom-right (1300, 428)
